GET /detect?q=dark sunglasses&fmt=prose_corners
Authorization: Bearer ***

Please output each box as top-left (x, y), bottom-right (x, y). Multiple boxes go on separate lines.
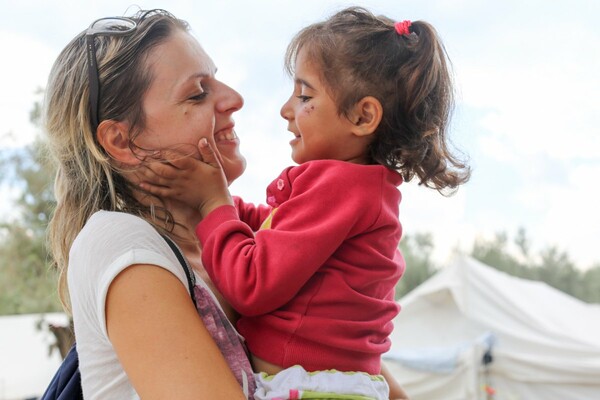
top-left (85, 17), bottom-right (137, 132)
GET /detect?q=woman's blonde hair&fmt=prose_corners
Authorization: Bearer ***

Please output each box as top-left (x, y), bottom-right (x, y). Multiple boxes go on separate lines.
top-left (44, 10), bottom-right (189, 311)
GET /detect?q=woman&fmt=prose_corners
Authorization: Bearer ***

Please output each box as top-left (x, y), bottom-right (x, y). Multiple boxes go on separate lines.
top-left (44, 9), bottom-right (253, 399)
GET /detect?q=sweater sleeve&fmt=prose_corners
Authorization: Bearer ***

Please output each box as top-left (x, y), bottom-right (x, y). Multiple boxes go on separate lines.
top-left (233, 196), bottom-right (273, 231)
top-left (196, 163), bottom-right (382, 316)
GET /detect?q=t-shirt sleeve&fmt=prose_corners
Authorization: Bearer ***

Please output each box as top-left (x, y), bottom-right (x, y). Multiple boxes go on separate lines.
top-left (68, 211), bottom-right (191, 340)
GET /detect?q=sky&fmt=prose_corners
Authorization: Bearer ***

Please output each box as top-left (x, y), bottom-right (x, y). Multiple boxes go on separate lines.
top-left (0, 0), bottom-right (598, 269)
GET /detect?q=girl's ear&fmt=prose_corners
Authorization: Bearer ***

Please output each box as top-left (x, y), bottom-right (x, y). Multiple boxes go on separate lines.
top-left (96, 120), bottom-right (140, 166)
top-left (349, 96), bottom-right (383, 137)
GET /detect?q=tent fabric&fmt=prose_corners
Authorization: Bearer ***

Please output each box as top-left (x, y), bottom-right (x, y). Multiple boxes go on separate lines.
top-left (0, 313), bottom-right (68, 400)
top-left (385, 255), bottom-right (600, 400)
top-left (386, 332), bottom-right (495, 374)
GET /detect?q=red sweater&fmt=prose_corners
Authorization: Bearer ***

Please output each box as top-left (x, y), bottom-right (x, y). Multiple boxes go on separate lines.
top-left (196, 160), bottom-right (404, 374)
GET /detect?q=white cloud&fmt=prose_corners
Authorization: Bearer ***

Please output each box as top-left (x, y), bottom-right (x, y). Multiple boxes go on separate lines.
top-left (398, 181), bottom-right (473, 263)
top-left (0, 31), bottom-right (54, 147)
top-left (1, 0), bottom-right (599, 269)
top-left (457, 15), bottom-right (600, 162)
top-left (517, 163), bottom-right (600, 268)
top-left (447, 2), bottom-right (600, 267)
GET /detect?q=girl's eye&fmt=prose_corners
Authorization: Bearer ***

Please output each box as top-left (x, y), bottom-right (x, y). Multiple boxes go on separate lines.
top-left (296, 95), bottom-right (311, 103)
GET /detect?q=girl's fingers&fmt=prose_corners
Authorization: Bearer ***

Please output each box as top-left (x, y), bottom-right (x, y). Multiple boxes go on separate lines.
top-left (197, 138), bottom-right (221, 169)
top-left (162, 155), bottom-right (197, 170)
top-left (139, 181), bottom-right (170, 197)
top-left (145, 148), bottom-right (196, 170)
top-left (138, 164), bottom-right (174, 184)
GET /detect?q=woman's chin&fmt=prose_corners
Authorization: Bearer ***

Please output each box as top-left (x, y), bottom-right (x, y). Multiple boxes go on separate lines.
top-left (224, 154), bottom-right (247, 185)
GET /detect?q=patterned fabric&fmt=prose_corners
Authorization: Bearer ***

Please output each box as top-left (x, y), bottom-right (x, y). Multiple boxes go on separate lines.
top-left (254, 365), bottom-right (389, 400)
top-left (195, 285), bottom-right (256, 399)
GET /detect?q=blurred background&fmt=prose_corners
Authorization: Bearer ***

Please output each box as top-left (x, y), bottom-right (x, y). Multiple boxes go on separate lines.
top-left (1, 1), bottom-right (598, 399)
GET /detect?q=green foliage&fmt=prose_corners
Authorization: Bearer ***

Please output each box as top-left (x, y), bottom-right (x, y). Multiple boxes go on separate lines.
top-left (0, 99), bottom-right (60, 315)
top-left (581, 265), bottom-right (600, 303)
top-left (396, 228), bottom-right (600, 305)
top-left (471, 230), bottom-right (535, 280)
top-left (470, 229), bottom-right (600, 304)
top-left (395, 233), bottom-right (437, 299)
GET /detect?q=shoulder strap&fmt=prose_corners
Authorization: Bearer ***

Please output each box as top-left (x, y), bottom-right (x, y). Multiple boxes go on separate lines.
top-left (161, 235), bottom-right (198, 308)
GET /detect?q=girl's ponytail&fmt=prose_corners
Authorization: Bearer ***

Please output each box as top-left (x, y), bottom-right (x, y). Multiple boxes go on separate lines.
top-left (390, 20), bottom-right (470, 193)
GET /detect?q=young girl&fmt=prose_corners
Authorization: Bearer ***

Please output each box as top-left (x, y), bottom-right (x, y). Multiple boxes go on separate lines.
top-left (141, 6), bottom-right (469, 399)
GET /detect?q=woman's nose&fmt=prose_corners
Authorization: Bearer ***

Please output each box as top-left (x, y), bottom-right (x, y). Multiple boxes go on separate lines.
top-left (216, 82), bottom-right (244, 114)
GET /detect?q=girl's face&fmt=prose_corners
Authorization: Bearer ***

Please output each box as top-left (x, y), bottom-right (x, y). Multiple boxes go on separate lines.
top-left (135, 30), bottom-right (246, 183)
top-left (279, 48), bottom-right (367, 164)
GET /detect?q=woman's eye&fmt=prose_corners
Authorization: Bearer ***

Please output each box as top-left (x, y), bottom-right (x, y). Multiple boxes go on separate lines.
top-left (296, 95), bottom-right (311, 103)
top-left (190, 92), bottom-right (208, 101)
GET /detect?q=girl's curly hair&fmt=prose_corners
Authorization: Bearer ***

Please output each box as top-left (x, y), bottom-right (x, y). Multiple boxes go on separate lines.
top-left (285, 7), bottom-right (470, 193)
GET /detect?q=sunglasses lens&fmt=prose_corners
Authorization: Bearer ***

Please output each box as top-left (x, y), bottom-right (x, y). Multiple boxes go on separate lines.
top-left (89, 18), bottom-right (136, 34)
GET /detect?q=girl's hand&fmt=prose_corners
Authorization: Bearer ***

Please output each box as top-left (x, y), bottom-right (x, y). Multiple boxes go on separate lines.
top-left (139, 138), bottom-right (233, 217)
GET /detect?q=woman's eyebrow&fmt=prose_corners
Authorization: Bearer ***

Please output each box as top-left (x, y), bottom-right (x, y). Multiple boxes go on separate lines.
top-left (176, 72), bottom-right (213, 95)
top-left (186, 71), bottom-right (212, 81)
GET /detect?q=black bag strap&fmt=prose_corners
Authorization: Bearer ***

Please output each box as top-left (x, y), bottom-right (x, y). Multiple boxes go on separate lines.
top-left (161, 234), bottom-right (198, 308)
top-left (40, 344), bottom-right (83, 400)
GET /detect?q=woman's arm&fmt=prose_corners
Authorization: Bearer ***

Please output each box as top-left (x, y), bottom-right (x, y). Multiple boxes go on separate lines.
top-left (381, 362), bottom-right (409, 400)
top-left (106, 264), bottom-right (246, 399)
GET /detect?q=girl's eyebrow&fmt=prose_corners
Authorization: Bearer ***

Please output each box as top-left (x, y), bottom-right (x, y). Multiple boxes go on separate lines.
top-left (295, 77), bottom-right (315, 90)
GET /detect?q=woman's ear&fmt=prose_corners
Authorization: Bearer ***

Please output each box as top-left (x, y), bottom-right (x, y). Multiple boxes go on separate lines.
top-left (349, 96), bottom-right (383, 137)
top-left (96, 120), bottom-right (140, 166)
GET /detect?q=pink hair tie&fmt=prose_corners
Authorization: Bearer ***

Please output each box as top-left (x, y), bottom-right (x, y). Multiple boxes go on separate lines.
top-left (395, 20), bottom-right (412, 36)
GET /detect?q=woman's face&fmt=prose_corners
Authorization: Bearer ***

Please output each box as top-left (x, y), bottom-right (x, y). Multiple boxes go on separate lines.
top-left (135, 29), bottom-right (245, 183)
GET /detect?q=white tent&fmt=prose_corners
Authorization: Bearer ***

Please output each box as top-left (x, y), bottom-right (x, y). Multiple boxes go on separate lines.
top-left (384, 255), bottom-right (600, 400)
top-left (0, 313), bottom-right (69, 400)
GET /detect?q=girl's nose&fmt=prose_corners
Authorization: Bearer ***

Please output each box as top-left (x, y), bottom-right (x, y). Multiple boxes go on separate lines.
top-left (280, 96), bottom-right (293, 121)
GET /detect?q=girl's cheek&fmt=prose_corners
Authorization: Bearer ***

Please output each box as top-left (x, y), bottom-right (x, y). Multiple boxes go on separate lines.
top-left (300, 104), bottom-right (315, 116)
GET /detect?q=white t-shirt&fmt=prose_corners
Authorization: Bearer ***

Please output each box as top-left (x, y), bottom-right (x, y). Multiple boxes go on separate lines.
top-left (68, 211), bottom-right (207, 399)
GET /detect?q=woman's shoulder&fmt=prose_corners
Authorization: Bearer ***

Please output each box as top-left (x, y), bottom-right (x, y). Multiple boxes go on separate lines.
top-left (68, 211), bottom-right (189, 302)
top-left (71, 211), bottom-right (161, 258)
top-left (83, 210), bottom-right (156, 237)
top-left (86, 210), bottom-right (152, 229)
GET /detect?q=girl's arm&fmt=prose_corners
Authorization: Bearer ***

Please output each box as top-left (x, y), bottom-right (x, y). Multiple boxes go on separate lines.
top-left (233, 196), bottom-right (273, 231)
top-left (106, 264), bottom-right (246, 399)
top-left (196, 162), bottom-right (395, 316)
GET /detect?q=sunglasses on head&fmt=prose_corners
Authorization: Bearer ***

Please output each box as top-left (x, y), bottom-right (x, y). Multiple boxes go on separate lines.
top-left (85, 17), bottom-right (137, 132)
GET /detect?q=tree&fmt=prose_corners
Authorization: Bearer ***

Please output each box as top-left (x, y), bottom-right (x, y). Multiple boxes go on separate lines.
top-left (580, 264), bottom-right (600, 303)
top-left (0, 97), bottom-right (60, 315)
top-left (534, 246), bottom-right (579, 298)
top-left (470, 229), bottom-right (599, 304)
top-left (395, 233), bottom-right (437, 299)
top-left (471, 231), bottom-right (535, 280)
